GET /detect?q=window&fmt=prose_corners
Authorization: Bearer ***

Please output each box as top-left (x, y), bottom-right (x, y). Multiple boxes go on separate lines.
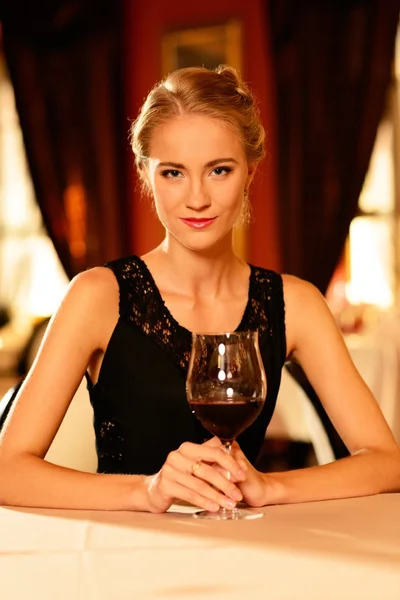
top-left (0, 54), bottom-right (68, 324)
top-left (327, 26), bottom-right (400, 319)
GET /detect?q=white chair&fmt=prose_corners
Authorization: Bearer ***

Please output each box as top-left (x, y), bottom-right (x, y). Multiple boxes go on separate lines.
top-left (45, 377), bottom-right (97, 473)
top-left (268, 367), bottom-right (336, 465)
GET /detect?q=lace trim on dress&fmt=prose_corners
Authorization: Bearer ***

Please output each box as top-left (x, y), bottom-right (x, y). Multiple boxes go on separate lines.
top-left (105, 255), bottom-right (284, 372)
top-left (97, 420), bottom-right (124, 462)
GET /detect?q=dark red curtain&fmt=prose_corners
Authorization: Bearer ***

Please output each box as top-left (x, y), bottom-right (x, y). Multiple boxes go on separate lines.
top-left (1, 1), bottom-right (128, 278)
top-left (268, 0), bottom-right (399, 293)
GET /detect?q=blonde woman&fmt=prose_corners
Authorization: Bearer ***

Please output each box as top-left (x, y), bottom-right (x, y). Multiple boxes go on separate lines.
top-left (0, 66), bottom-right (399, 513)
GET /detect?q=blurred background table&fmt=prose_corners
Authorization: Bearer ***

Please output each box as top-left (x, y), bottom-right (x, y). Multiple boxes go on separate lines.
top-left (1, 494), bottom-right (399, 600)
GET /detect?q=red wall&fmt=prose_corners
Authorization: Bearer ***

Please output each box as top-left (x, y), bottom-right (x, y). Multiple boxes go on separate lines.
top-left (123, 0), bottom-right (281, 271)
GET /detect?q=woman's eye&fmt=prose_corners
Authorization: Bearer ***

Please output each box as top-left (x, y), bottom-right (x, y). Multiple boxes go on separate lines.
top-left (161, 169), bottom-right (182, 179)
top-left (211, 166), bottom-right (232, 176)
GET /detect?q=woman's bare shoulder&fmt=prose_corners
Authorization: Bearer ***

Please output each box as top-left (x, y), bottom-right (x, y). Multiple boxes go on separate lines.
top-left (72, 265), bottom-right (118, 289)
top-left (67, 266), bottom-right (119, 304)
top-left (36, 266), bottom-right (120, 361)
top-left (54, 266), bottom-right (119, 332)
top-left (281, 273), bottom-right (324, 308)
top-left (281, 274), bottom-right (329, 354)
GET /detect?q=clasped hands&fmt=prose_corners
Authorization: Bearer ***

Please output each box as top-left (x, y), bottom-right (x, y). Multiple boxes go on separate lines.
top-left (146, 437), bottom-right (267, 513)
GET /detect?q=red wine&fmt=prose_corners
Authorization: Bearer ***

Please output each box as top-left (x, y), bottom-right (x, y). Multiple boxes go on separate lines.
top-left (190, 398), bottom-right (264, 442)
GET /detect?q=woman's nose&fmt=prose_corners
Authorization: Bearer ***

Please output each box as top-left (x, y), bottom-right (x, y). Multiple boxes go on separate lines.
top-left (185, 185), bottom-right (211, 211)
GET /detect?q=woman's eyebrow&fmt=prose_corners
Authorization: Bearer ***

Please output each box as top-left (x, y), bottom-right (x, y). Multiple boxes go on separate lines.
top-left (157, 158), bottom-right (239, 169)
top-left (157, 161), bottom-right (185, 169)
top-left (206, 158), bottom-right (239, 168)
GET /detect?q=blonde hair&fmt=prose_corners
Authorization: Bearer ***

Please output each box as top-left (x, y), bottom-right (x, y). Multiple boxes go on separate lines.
top-left (130, 65), bottom-right (265, 191)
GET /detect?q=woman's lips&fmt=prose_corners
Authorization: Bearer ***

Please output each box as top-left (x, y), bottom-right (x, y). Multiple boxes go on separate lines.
top-left (180, 217), bottom-right (217, 229)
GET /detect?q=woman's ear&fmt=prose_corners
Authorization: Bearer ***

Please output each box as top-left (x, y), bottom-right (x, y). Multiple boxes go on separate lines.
top-left (138, 161), bottom-right (152, 196)
top-left (246, 163), bottom-right (258, 190)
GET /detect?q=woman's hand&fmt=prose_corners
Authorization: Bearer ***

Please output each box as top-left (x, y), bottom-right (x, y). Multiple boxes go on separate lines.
top-left (145, 437), bottom-right (246, 513)
top-left (226, 442), bottom-right (269, 507)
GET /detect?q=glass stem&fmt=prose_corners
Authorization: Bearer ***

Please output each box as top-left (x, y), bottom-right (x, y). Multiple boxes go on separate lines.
top-left (222, 440), bottom-right (232, 482)
top-left (220, 440), bottom-right (238, 517)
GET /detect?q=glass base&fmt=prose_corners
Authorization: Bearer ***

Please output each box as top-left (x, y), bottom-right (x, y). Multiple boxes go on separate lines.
top-left (193, 507), bottom-right (264, 520)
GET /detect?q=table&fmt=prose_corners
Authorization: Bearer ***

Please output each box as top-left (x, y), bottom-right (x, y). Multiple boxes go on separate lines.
top-left (1, 494), bottom-right (399, 599)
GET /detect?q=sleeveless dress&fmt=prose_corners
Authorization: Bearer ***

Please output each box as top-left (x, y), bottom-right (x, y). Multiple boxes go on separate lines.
top-left (87, 255), bottom-right (286, 474)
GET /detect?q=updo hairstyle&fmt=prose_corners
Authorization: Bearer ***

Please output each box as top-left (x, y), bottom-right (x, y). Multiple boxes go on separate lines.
top-left (130, 65), bottom-right (265, 191)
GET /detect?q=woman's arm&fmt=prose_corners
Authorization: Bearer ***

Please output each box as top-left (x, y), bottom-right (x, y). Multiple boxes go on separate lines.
top-left (0, 269), bottom-right (148, 510)
top-left (235, 275), bottom-right (400, 506)
top-left (0, 269), bottom-right (242, 512)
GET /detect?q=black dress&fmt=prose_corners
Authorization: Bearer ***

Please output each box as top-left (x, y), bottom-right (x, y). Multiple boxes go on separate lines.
top-left (87, 255), bottom-right (286, 475)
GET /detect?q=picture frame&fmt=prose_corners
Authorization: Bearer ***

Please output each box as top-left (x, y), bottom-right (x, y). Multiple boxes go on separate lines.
top-left (162, 21), bottom-right (242, 76)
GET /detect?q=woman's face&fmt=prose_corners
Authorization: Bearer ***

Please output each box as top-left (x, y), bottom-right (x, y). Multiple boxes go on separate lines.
top-left (144, 114), bottom-right (255, 252)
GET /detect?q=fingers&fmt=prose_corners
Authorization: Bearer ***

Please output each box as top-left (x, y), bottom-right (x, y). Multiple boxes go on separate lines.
top-left (178, 441), bottom-right (246, 481)
top-left (163, 462), bottom-right (240, 510)
top-left (168, 448), bottom-right (243, 502)
top-left (167, 481), bottom-right (221, 512)
top-left (205, 440), bottom-right (249, 483)
top-left (230, 442), bottom-right (250, 474)
top-left (202, 436), bottom-right (222, 447)
top-left (146, 471), bottom-right (221, 514)
top-left (149, 440), bottom-right (247, 513)
top-left (189, 460), bottom-right (243, 503)
top-left (203, 439), bottom-right (248, 477)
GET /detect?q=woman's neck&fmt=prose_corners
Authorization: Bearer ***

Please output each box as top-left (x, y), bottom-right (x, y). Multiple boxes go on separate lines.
top-left (144, 234), bottom-right (247, 298)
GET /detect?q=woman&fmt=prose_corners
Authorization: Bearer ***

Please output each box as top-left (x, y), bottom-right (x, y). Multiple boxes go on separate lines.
top-left (0, 66), bottom-right (399, 513)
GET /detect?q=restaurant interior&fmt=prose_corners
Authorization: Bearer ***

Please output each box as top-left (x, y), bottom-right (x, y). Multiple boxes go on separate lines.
top-left (0, 0), bottom-right (399, 471)
top-left (0, 2), bottom-right (400, 598)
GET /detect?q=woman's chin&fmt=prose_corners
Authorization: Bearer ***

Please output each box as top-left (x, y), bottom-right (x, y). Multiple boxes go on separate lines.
top-left (171, 230), bottom-right (233, 254)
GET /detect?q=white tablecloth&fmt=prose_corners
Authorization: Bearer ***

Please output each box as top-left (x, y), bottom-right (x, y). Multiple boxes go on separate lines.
top-left (1, 494), bottom-right (400, 599)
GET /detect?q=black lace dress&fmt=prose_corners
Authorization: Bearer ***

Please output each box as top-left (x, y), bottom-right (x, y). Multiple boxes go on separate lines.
top-left (87, 255), bottom-right (286, 474)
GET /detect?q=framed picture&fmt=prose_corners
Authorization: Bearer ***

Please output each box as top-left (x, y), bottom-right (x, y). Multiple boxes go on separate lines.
top-left (161, 21), bottom-right (246, 258)
top-left (162, 21), bottom-right (242, 75)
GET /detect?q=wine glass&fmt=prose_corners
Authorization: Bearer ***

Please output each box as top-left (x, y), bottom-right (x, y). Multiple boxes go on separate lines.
top-left (186, 330), bottom-right (267, 520)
